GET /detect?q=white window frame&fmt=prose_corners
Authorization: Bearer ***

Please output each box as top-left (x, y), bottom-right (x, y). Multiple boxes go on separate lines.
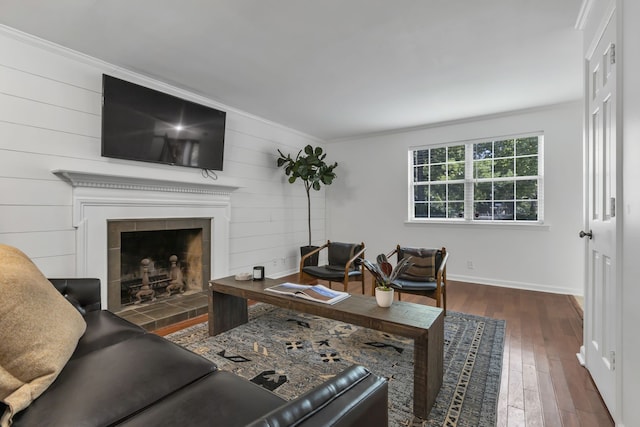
top-left (408, 133), bottom-right (544, 224)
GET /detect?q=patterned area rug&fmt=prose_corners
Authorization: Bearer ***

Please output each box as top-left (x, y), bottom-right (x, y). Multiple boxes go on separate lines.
top-left (166, 304), bottom-right (505, 426)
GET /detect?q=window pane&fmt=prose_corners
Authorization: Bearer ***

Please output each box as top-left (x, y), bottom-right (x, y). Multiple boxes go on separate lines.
top-left (494, 139), bottom-right (514, 158)
top-left (474, 202), bottom-right (492, 220)
top-left (516, 201), bottom-right (538, 220)
top-left (516, 137), bottom-right (538, 155)
top-left (474, 142), bottom-right (493, 160)
top-left (430, 147), bottom-right (446, 163)
top-left (430, 164), bottom-right (446, 181)
top-left (516, 180), bottom-right (537, 200)
top-left (414, 203), bottom-right (428, 218)
top-left (516, 156), bottom-right (537, 177)
top-left (448, 183), bottom-right (464, 200)
top-left (448, 145), bottom-right (465, 162)
top-left (414, 150), bottom-right (429, 165)
top-left (430, 203), bottom-right (446, 218)
top-left (448, 163), bottom-right (465, 180)
top-left (414, 184), bottom-right (428, 202)
top-left (494, 181), bottom-right (514, 200)
top-left (494, 158), bottom-right (514, 177)
top-left (474, 182), bottom-right (492, 201)
top-left (448, 202), bottom-right (464, 218)
top-left (430, 184), bottom-right (446, 201)
top-left (494, 201), bottom-right (514, 220)
top-left (474, 160), bottom-right (492, 178)
top-left (414, 166), bottom-right (428, 182)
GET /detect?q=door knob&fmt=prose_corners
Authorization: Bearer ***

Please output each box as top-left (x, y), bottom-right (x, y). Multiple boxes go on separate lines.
top-left (579, 230), bottom-right (593, 239)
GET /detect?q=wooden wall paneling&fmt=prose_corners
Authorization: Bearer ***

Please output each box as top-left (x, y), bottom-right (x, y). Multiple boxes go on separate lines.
top-left (0, 230), bottom-right (76, 258)
top-left (31, 254), bottom-right (77, 277)
top-left (0, 123), bottom-right (99, 161)
top-left (0, 65), bottom-right (101, 114)
top-left (0, 178), bottom-right (71, 205)
top-left (0, 32), bottom-right (103, 90)
top-left (0, 206), bottom-right (72, 233)
top-left (0, 93), bottom-right (100, 136)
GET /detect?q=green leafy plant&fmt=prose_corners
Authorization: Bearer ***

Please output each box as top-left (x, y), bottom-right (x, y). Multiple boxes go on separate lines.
top-left (362, 254), bottom-right (413, 291)
top-left (277, 145), bottom-right (338, 246)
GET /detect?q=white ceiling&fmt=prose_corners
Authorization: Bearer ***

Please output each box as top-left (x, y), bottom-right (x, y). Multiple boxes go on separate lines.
top-left (0, 0), bottom-right (584, 141)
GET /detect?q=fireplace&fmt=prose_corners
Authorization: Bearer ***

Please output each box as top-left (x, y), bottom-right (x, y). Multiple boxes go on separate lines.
top-left (107, 218), bottom-right (211, 311)
top-left (53, 170), bottom-right (238, 310)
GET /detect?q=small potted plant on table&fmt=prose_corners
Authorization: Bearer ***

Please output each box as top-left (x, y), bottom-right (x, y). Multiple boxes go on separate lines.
top-left (362, 254), bottom-right (412, 307)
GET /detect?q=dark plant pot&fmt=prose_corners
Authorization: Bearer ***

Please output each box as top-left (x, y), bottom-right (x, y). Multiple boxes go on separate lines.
top-left (300, 245), bottom-right (320, 267)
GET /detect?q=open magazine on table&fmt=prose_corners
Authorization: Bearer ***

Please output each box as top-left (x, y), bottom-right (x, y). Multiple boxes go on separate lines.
top-left (265, 282), bottom-right (350, 305)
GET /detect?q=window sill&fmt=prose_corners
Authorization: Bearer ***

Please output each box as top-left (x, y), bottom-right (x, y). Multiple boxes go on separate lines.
top-left (404, 219), bottom-right (550, 231)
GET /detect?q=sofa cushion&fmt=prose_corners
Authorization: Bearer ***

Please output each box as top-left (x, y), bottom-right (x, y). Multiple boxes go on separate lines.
top-left (48, 278), bottom-right (101, 313)
top-left (117, 371), bottom-right (286, 427)
top-left (11, 333), bottom-right (216, 427)
top-left (0, 244), bottom-right (86, 427)
top-left (70, 310), bottom-right (146, 359)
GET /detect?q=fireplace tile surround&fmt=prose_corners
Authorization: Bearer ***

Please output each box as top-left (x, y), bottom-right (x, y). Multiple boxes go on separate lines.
top-left (107, 217), bottom-right (211, 311)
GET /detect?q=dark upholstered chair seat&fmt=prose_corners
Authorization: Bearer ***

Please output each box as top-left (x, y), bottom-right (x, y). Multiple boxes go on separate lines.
top-left (299, 240), bottom-right (366, 293)
top-left (302, 266), bottom-right (363, 280)
top-left (390, 278), bottom-right (437, 292)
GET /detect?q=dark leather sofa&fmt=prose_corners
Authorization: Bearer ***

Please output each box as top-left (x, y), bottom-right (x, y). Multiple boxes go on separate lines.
top-left (6, 278), bottom-right (388, 426)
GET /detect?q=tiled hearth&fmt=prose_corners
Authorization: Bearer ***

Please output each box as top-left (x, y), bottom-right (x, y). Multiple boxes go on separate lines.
top-left (116, 290), bottom-right (208, 331)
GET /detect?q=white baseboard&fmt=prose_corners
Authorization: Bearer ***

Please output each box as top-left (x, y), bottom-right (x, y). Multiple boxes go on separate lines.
top-left (274, 270), bottom-right (582, 296)
top-left (270, 268), bottom-right (298, 279)
top-left (576, 345), bottom-right (586, 366)
top-left (449, 273), bottom-right (581, 295)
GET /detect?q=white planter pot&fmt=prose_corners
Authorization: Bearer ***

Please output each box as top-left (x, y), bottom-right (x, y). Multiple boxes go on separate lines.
top-left (375, 287), bottom-right (394, 307)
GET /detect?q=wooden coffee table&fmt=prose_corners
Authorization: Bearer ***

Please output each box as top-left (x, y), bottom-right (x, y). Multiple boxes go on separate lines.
top-left (208, 276), bottom-right (444, 419)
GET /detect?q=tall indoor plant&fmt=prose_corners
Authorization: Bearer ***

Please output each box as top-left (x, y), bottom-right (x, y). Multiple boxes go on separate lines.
top-left (277, 145), bottom-right (338, 265)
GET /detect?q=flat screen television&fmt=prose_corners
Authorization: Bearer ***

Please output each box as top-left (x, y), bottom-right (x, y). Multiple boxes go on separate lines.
top-left (101, 74), bottom-right (226, 171)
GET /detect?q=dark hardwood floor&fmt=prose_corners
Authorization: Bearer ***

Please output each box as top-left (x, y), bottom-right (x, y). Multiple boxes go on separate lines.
top-left (444, 280), bottom-right (612, 427)
top-left (155, 275), bottom-right (613, 427)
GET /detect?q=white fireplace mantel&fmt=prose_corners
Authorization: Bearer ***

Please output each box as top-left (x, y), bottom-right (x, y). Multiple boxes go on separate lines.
top-left (53, 169), bottom-right (240, 309)
top-left (52, 170), bottom-right (241, 195)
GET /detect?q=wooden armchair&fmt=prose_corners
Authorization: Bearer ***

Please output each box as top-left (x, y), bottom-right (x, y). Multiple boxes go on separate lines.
top-left (299, 240), bottom-right (366, 294)
top-left (379, 245), bottom-right (449, 314)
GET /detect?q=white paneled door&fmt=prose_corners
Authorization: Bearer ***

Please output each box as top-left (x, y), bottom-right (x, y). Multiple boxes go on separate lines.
top-left (581, 11), bottom-right (618, 417)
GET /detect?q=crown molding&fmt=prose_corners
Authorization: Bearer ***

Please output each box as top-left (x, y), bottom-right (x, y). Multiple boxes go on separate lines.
top-left (0, 24), bottom-right (322, 144)
top-left (327, 100), bottom-right (582, 144)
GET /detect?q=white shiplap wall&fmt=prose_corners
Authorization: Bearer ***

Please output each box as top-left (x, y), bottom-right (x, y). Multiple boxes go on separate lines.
top-left (0, 26), bottom-right (324, 279)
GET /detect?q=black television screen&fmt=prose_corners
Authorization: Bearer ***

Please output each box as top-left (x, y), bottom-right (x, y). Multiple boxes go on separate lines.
top-left (101, 75), bottom-right (226, 170)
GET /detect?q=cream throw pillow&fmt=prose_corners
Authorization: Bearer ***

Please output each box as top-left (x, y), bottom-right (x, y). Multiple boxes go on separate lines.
top-left (0, 244), bottom-right (86, 426)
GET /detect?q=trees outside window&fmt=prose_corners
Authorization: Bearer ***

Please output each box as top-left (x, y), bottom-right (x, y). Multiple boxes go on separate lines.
top-left (410, 135), bottom-right (543, 222)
